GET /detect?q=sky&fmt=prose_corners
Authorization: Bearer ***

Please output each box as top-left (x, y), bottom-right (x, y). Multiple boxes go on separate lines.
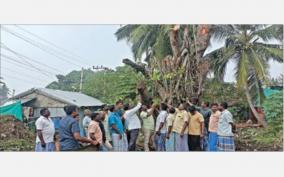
top-left (0, 25), bottom-right (283, 95)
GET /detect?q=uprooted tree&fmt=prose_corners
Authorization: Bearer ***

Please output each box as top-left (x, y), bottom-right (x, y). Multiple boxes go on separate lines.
top-left (115, 25), bottom-right (283, 127)
top-left (116, 25), bottom-right (214, 104)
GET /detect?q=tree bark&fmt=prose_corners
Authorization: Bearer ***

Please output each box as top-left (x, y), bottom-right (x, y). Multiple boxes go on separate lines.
top-left (169, 26), bottom-right (180, 64)
top-left (122, 58), bottom-right (149, 77)
top-left (244, 84), bottom-right (268, 128)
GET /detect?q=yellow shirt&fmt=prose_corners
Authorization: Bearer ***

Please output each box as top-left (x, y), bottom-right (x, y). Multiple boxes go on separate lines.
top-left (166, 113), bottom-right (175, 131)
top-left (188, 112), bottom-right (204, 135)
top-left (172, 109), bottom-right (189, 134)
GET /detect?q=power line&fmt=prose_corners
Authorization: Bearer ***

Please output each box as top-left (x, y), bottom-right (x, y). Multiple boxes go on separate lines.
top-left (2, 26), bottom-right (82, 68)
top-left (1, 53), bottom-right (55, 77)
top-left (1, 74), bottom-right (48, 86)
top-left (14, 25), bottom-right (91, 66)
top-left (1, 48), bottom-right (55, 78)
top-left (1, 43), bottom-right (63, 74)
top-left (1, 54), bottom-right (56, 78)
top-left (1, 66), bottom-right (50, 81)
top-left (2, 58), bottom-right (52, 77)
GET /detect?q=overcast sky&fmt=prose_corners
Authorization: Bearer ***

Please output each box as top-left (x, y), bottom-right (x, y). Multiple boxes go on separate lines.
top-left (0, 25), bottom-right (283, 95)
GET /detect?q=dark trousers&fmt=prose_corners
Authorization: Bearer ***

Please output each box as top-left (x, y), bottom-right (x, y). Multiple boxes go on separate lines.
top-left (188, 135), bottom-right (201, 151)
top-left (128, 129), bottom-right (140, 151)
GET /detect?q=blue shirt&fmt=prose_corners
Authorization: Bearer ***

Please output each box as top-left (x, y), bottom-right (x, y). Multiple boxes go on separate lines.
top-left (59, 116), bottom-right (81, 151)
top-left (108, 111), bottom-right (124, 134)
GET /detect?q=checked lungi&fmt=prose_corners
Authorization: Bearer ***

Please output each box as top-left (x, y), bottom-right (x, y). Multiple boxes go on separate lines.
top-left (217, 136), bottom-right (235, 151)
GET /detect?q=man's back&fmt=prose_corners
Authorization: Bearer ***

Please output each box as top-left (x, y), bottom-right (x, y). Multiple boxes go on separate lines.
top-left (59, 116), bottom-right (81, 151)
top-left (108, 112), bottom-right (124, 134)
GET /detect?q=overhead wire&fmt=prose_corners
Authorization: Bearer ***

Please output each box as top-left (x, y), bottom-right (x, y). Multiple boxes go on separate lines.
top-left (2, 26), bottom-right (82, 68)
top-left (1, 65), bottom-right (51, 82)
top-left (1, 53), bottom-right (56, 78)
top-left (14, 25), bottom-right (92, 66)
top-left (1, 43), bottom-right (62, 74)
top-left (1, 74), bottom-right (48, 86)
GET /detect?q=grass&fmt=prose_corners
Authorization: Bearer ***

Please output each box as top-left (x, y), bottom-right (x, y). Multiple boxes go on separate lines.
top-left (235, 118), bottom-right (283, 151)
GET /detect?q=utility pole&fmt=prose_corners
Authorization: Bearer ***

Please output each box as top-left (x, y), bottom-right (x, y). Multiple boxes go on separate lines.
top-left (79, 67), bottom-right (84, 93)
top-left (92, 65), bottom-right (114, 97)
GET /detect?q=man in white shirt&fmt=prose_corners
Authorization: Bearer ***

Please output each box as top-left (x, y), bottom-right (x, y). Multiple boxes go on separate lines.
top-left (154, 103), bottom-right (168, 151)
top-left (35, 108), bottom-right (56, 152)
top-left (217, 102), bottom-right (236, 151)
top-left (124, 98), bottom-right (142, 151)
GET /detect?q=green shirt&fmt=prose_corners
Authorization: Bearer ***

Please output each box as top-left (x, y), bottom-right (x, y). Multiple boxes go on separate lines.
top-left (140, 110), bottom-right (154, 130)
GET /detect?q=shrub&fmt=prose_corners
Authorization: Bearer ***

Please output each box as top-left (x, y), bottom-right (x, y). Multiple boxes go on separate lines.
top-left (263, 91), bottom-right (283, 121)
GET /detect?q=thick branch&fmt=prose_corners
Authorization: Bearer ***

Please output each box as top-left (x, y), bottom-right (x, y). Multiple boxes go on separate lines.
top-left (122, 58), bottom-right (149, 77)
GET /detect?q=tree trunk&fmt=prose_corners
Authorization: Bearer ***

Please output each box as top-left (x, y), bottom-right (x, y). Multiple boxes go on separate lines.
top-left (122, 58), bottom-right (149, 77)
top-left (244, 84), bottom-right (268, 128)
top-left (137, 80), bottom-right (152, 106)
top-left (169, 26), bottom-right (180, 64)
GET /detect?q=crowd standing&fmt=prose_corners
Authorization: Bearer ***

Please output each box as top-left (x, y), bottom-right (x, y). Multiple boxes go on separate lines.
top-left (34, 95), bottom-right (236, 152)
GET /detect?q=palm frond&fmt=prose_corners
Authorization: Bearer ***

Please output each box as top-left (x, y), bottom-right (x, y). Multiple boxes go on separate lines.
top-left (208, 46), bottom-right (237, 81)
top-left (235, 51), bottom-right (249, 88)
top-left (211, 25), bottom-right (236, 41)
top-left (248, 48), bottom-right (269, 83)
top-left (247, 70), bottom-right (265, 105)
top-left (115, 25), bottom-right (140, 41)
top-left (254, 43), bottom-right (283, 62)
top-left (252, 25), bottom-right (283, 42)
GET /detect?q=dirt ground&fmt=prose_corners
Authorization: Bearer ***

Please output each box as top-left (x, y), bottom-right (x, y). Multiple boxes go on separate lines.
top-left (0, 116), bottom-right (35, 151)
top-left (235, 120), bottom-right (283, 151)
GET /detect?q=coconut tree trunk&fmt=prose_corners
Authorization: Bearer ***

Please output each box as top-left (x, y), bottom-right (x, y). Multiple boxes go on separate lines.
top-left (244, 84), bottom-right (268, 128)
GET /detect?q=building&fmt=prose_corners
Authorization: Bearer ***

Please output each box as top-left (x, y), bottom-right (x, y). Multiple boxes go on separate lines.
top-left (10, 88), bottom-right (104, 131)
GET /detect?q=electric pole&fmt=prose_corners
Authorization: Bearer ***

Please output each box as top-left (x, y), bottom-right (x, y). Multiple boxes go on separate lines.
top-left (92, 65), bottom-right (114, 96)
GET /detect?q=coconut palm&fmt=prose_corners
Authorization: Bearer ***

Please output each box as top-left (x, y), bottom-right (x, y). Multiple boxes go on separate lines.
top-left (206, 25), bottom-right (283, 127)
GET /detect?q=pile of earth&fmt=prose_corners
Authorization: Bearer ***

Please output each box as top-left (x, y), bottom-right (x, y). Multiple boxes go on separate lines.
top-left (0, 115), bottom-right (35, 151)
top-left (235, 119), bottom-right (283, 151)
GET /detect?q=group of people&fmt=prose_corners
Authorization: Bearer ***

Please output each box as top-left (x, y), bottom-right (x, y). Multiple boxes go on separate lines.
top-left (34, 95), bottom-right (236, 152)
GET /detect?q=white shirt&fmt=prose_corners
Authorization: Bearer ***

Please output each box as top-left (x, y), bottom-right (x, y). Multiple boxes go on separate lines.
top-left (82, 116), bottom-right (92, 129)
top-left (125, 102), bottom-right (142, 130)
top-left (155, 110), bottom-right (168, 133)
top-left (35, 116), bottom-right (55, 143)
top-left (217, 109), bottom-right (234, 136)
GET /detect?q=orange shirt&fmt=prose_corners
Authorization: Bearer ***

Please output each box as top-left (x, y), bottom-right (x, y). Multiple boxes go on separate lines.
top-left (88, 121), bottom-right (103, 144)
top-left (208, 111), bottom-right (221, 132)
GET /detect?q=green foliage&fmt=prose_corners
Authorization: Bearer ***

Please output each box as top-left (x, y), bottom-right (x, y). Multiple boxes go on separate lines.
top-left (46, 66), bottom-right (144, 104)
top-left (201, 79), bottom-right (246, 103)
top-left (115, 25), bottom-right (173, 61)
top-left (0, 138), bottom-right (34, 151)
top-left (263, 91), bottom-right (283, 121)
top-left (207, 25), bottom-right (283, 104)
top-left (83, 66), bottom-right (144, 104)
top-left (46, 69), bottom-right (95, 92)
top-left (228, 102), bottom-right (249, 122)
top-left (235, 118), bottom-right (283, 151)
top-left (201, 79), bottom-right (249, 121)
